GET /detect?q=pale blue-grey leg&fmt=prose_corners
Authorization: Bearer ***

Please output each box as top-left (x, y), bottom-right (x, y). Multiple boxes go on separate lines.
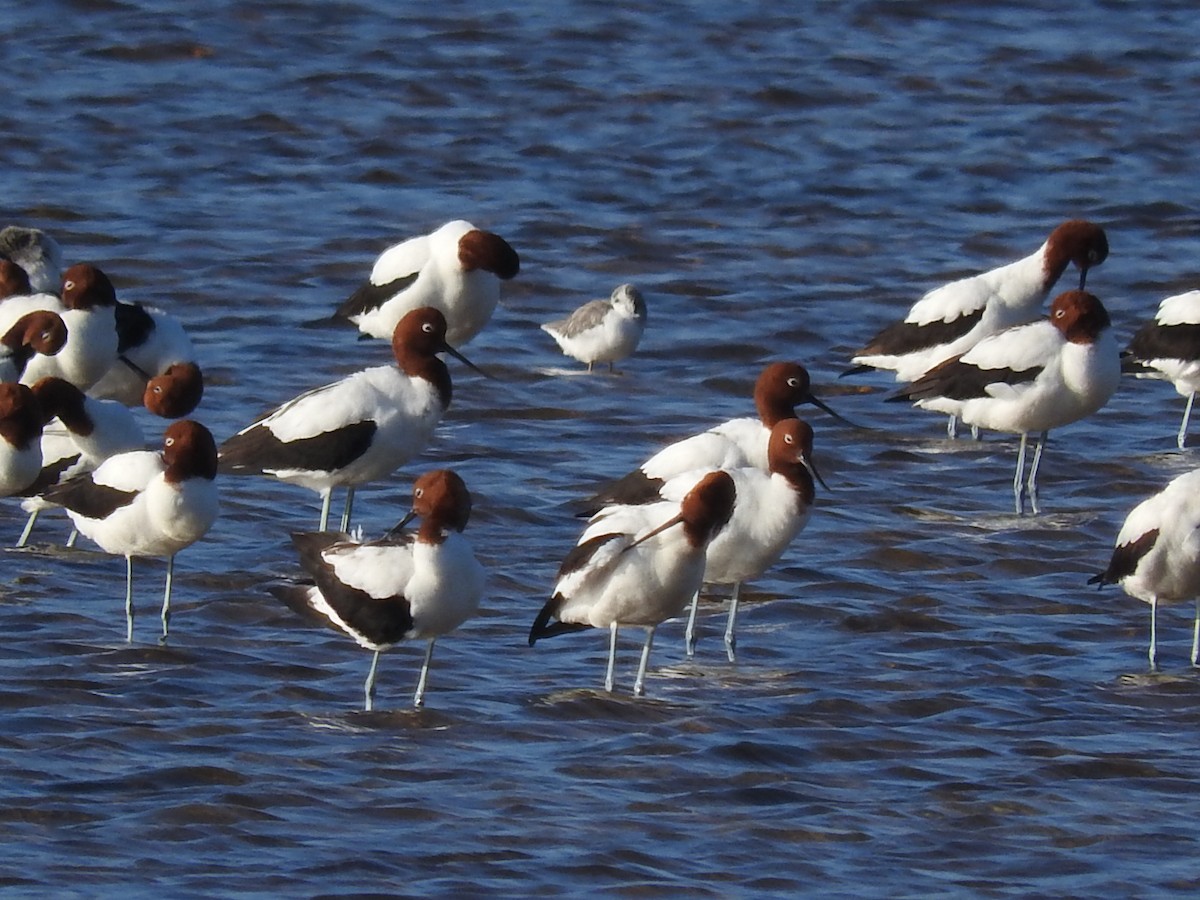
top-left (724, 582), bottom-right (743, 662)
top-left (414, 639), bottom-right (435, 708)
top-left (66, 528), bottom-right (79, 548)
top-left (970, 424), bottom-right (980, 440)
top-left (16, 509), bottom-right (38, 548)
top-left (633, 626), bottom-right (657, 697)
top-left (364, 650), bottom-right (381, 711)
top-left (605, 622), bottom-right (619, 693)
top-left (160, 555), bottom-right (175, 643)
top-left (318, 489), bottom-right (333, 532)
top-left (1026, 430), bottom-right (1048, 515)
top-left (684, 589), bottom-right (701, 658)
top-left (1149, 597), bottom-right (1159, 672)
top-left (125, 556), bottom-right (135, 643)
top-left (1179, 392), bottom-right (1195, 450)
top-left (947, 414), bottom-right (958, 439)
top-left (339, 486), bottom-right (356, 533)
top-left (1191, 599), bottom-right (1199, 667)
top-left (1013, 433), bottom-right (1029, 515)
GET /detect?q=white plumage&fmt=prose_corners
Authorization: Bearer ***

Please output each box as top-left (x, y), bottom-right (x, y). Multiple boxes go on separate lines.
top-left (541, 283), bottom-right (647, 372)
top-left (17, 377), bottom-right (145, 547)
top-left (0, 263), bottom-right (119, 391)
top-left (895, 289), bottom-right (1120, 514)
top-left (220, 307), bottom-right (477, 531)
top-left (276, 469), bottom-right (485, 710)
top-left (531, 471), bottom-right (736, 696)
top-left (48, 420), bottom-right (219, 641)
top-left (1091, 469), bottom-right (1200, 670)
top-left (851, 220), bottom-right (1109, 382)
top-left (335, 220), bottom-right (520, 346)
top-left (582, 362), bottom-right (842, 512)
top-left (850, 220), bottom-right (1109, 436)
top-left (1124, 290), bottom-right (1200, 449)
top-left (625, 419), bottom-right (823, 660)
top-left (0, 383), bottom-right (43, 497)
top-left (89, 301), bottom-right (200, 409)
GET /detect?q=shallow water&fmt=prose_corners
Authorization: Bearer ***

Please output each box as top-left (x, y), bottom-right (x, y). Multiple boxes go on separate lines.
top-left (4, 0), bottom-right (1200, 895)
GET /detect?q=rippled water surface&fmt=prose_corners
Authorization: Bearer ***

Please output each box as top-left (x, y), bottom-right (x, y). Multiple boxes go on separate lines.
top-left (4, 0), bottom-right (1200, 895)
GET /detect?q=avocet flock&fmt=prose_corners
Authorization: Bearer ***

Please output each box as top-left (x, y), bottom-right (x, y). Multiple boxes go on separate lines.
top-left (0, 218), bottom-right (1198, 709)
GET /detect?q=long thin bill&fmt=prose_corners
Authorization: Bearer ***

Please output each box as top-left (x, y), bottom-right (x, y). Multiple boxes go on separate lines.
top-left (805, 392), bottom-right (859, 428)
top-left (624, 512), bottom-right (684, 552)
top-left (384, 508), bottom-right (418, 539)
top-left (803, 454), bottom-right (832, 492)
top-left (442, 342), bottom-right (493, 380)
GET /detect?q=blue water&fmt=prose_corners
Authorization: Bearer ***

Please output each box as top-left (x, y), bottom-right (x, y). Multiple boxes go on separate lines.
top-left (4, 0), bottom-right (1200, 895)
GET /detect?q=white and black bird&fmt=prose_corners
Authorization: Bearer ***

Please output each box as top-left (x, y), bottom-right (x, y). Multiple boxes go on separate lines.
top-left (89, 298), bottom-right (201, 412)
top-left (581, 361), bottom-right (846, 513)
top-left (1090, 469), bottom-right (1200, 670)
top-left (0, 262), bottom-right (120, 391)
top-left (219, 307), bottom-right (480, 531)
top-left (530, 470), bottom-right (736, 696)
top-left (1123, 290), bottom-right (1200, 449)
top-left (541, 283), bottom-right (647, 373)
top-left (45, 420), bottom-right (219, 642)
top-left (16, 376), bottom-right (145, 548)
top-left (13, 370), bottom-right (199, 548)
top-left (640, 419), bottom-right (824, 661)
top-left (274, 469), bottom-right (485, 711)
top-left (848, 220), bottom-right (1109, 436)
top-left (334, 220), bottom-right (520, 346)
top-left (892, 290), bottom-right (1120, 514)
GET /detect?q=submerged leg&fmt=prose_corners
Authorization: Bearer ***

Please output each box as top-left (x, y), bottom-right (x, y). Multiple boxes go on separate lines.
top-left (605, 622), bottom-right (619, 693)
top-left (339, 486), bottom-right (356, 533)
top-left (160, 555), bottom-right (175, 643)
top-left (947, 414), bottom-right (958, 439)
top-left (1025, 430), bottom-right (1048, 515)
top-left (414, 639), bottom-right (436, 708)
top-left (1149, 596), bottom-right (1159, 672)
top-left (684, 589), bottom-right (701, 658)
top-left (16, 509), bottom-right (39, 548)
top-left (633, 626), bottom-right (657, 697)
top-left (66, 528), bottom-right (79, 548)
top-left (364, 650), bottom-right (381, 711)
top-left (318, 488), bottom-right (333, 532)
top-left (724, 582), bottom-right (743, 662)
top-left (125, 556), bottom-right (135, 643)
top-left (1192, 599), bottom-right (1199, 667)
top-left (1013, 433), bottom-right (1029, 515)
top-left (1179, 392), bottom-right (1196, 450)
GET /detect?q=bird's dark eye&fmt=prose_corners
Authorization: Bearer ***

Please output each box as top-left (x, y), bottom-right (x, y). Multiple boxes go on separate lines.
top-left (165, 437), bottom-right (175, 447)
top-left (1055, 309), bottom-right (1066, 318)
top-left (787, 377), bottom-right (800, 387)
top-left (422, 323), bottom-right (434, 333)
top-left (63, 280), bottom-right (75, 291)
